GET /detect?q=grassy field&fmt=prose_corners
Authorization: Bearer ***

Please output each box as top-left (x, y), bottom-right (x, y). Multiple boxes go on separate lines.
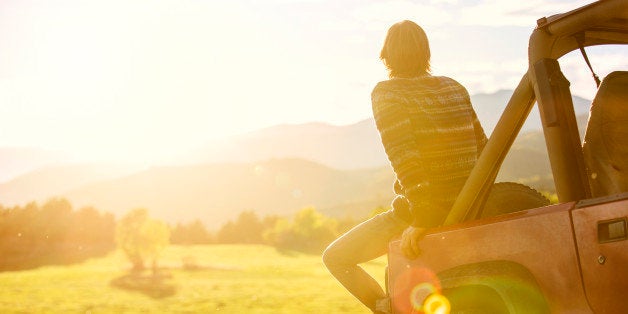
top-left (0, 245), bottom-right (386, 313)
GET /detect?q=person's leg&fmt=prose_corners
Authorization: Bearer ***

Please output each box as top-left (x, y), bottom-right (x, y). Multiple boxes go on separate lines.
top-left (323, 210), bottom-right (408, 313)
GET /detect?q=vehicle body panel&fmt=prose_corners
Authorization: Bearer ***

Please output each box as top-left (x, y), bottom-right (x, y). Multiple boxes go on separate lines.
top-left (572, 195), bottom-right (628, 313)
top-left (388, 202), bottom-right (591, 313)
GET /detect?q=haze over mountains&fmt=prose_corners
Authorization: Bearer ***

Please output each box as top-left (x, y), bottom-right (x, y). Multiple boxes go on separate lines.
top-left (0, 147), bottom-right (69, 183)
top-left (0, 90), bottom-right (592, 228)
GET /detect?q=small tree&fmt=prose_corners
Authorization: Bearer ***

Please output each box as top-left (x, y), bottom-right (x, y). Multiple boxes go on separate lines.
top-left (140, 219), bottom-right (170, 274)
top-left (116, 208), bottom-right (170, 273)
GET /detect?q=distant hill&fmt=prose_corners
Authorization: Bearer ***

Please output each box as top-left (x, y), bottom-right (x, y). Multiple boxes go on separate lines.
top-left (61, 159), bottom-right (395, 228)
top-left (181, 119), bottom-right (388, 170)
top-left (470, 89), bottom-right (591, 134)
top-left (182, 90), bottom-right (591, 170)
top-left (0, 163), bottom-right (141, 206)
top-left (496, 111), bottom-right (590, 192)
top-left (0, 90), bottom-right (593, 227)
top-left (0, 147), bottom-right (68, 183)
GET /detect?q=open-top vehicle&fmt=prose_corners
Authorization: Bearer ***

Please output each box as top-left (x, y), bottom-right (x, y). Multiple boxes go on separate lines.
top-left (386, 0), bottom-right (628, 312)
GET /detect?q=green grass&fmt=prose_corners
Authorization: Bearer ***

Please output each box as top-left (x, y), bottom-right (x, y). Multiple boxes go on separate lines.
top-left (0, 245), bottom-right (386, 313)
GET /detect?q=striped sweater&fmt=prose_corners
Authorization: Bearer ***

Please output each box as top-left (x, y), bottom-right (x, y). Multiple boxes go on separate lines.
top-left (372, 75), bottom-right (487, 228)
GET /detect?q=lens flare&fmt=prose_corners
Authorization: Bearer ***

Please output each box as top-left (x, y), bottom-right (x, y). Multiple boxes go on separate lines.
top-left (410, 282), bottom-right (436, 310)
top-left (391, 266), bottom-right (442, 314)
top-left (424, 293), bottom-right (450, 314)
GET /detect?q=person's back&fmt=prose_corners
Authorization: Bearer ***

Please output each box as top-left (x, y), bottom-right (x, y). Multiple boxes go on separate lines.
top-left (372, 75), bottom-right (486, 228)
top-left (323, 20), bottom-right (486, 314)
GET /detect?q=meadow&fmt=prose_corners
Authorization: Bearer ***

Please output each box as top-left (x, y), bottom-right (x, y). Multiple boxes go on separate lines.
top-left (0, 244), bottom-right (386, 313)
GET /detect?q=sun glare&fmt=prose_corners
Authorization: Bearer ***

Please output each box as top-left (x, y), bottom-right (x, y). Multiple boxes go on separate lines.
top-left (1, 0), bottom-right (622, 165)
top-left (0, 0), bottom-right (377, 164)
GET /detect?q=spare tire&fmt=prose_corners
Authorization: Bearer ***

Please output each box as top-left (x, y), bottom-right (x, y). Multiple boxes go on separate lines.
top-left (481, 182), bottom-right (551, 218)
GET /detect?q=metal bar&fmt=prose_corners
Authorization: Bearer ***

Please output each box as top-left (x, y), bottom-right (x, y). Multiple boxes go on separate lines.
top-left (444, 73), bottom-right (536, 225)
top-left (533, 58), bottom-right (591, 202)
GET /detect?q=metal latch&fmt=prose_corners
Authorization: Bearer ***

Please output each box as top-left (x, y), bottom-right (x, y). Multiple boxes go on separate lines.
top-left (598, 217), bottom-right (627, 243)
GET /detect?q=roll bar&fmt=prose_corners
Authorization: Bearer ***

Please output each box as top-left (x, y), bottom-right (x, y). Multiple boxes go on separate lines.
top-left (445, 0), bottom-right (628, 225)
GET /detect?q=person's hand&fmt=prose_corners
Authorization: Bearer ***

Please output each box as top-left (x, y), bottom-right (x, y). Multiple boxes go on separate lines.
top-left (401, 226), bottom-right (427, 259)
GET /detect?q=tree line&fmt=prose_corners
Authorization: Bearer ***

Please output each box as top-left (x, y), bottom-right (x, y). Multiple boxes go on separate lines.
top-left (0, 198), bottom-right (115, 271)
top-left (172, 207), bottom-right (369, 254)
top-left (0, 197), bottom-right (380, 271)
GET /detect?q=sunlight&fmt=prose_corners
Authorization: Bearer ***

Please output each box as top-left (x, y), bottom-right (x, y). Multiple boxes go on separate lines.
top-left (1, 1), bottom-right (626, 313)
top-left (1, 0), bottom-right (622, 165)
top-left (2, 0), bottom-right (359, 163)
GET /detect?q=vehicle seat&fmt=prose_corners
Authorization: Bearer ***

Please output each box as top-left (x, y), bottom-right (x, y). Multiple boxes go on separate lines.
top-left (582, 71), bottom-right (628, 197)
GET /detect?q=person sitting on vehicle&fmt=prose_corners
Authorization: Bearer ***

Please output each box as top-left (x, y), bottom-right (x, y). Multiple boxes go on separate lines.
top-left (322, 20), bottom-right (487, 314)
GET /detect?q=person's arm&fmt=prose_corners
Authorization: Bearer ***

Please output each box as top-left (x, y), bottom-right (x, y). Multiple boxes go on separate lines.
top-left (396, 175), bottom-right (426, 259)
top-left (372, 84), bottom-right (428, 227)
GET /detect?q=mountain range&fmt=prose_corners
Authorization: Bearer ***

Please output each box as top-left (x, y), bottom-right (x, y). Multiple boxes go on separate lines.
top-left (178, 90), bottom-right (591, 169)
top-left (0, 90), bottom-right (592, 228)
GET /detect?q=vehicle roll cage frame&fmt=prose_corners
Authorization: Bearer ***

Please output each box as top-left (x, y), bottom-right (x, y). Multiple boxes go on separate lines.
top-left (445, 0), bottom-right (628, 225)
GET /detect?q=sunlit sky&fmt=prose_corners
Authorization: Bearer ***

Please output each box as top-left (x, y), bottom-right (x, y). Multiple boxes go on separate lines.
top-left (0, 0), bottom-right (625, 164)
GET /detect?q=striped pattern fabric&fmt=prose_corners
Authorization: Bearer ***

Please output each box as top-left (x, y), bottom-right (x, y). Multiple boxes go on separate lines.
top-left (372, 75), bottom-right (487, 228)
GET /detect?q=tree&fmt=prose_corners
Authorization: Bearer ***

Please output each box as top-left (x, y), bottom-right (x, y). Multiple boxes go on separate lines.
top-left (292, 207), bottom-right (338, 252)
top-left (0, 199), bottom-right (115, 270)
top-left (233, 211), bottom-right (264, 244)
top-left (216, 221), bottom-right (238, 244)
top-left (70, 206), bottom-right (116, 253)
top-left (116, 208), bottom-right (170, 273)
top-left (140, 219), bottom-right (170, 274)
top-left (265, 207), bottom-right (338, 253)
top-left (216, 211), bottom-right (264, 244)
top-left (186, 220), bottom-right (213, 244)
top-left (171, 219), bottom-right (213, 245)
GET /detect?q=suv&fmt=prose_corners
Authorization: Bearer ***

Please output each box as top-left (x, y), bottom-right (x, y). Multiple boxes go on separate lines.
top-left (387, 1), bottom-right (628, 313)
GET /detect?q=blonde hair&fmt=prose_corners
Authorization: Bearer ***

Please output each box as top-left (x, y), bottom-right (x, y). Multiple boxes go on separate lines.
top-left (380, 20), bottom-right (431, 78)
